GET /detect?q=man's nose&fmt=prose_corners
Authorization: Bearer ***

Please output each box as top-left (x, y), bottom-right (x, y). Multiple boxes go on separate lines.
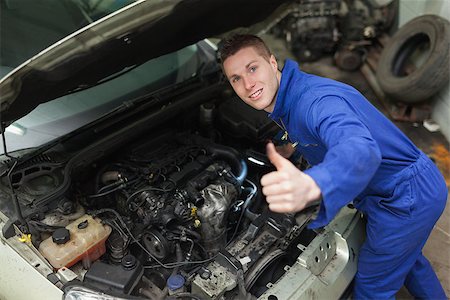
top-left (243, 76), bottom-right (255, 90)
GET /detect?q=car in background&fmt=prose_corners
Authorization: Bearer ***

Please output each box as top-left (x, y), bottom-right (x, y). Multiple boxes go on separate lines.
top-left (0, 1), bottom-right (365, 299)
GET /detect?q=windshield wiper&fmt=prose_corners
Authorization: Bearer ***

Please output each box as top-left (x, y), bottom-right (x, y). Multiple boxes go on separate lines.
top-left (66, 64), bottom-right (140, 95)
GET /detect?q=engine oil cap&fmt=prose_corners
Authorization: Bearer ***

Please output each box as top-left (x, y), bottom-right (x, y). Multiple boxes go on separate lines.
top-left (52, 228), bottom-right (70, 244)
top-left (167, 274), bottom-right (185, 291)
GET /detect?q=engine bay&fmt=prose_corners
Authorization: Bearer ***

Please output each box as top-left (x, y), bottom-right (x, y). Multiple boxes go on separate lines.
top-left (0, 92), bottom-right (325, 299)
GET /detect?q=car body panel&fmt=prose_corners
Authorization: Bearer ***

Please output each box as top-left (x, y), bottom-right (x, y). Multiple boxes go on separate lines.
top-left (0, 212), bottom-right (63, 300)
top-left (258, 208), bottom-right (365, 299)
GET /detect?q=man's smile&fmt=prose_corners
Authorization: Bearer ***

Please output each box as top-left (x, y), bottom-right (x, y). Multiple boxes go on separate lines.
top-left (249, 88), bottom-right (263, 99)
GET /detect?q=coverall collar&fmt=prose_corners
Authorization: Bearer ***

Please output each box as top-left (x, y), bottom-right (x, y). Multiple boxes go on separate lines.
top-left (269, 59), bottom-right (306, 120)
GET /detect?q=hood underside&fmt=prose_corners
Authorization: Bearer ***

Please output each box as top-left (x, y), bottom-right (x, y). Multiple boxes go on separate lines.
top-left (0, 0), bottom-right (290, 124)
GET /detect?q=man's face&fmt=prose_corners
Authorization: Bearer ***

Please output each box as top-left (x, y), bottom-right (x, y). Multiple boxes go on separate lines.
top-left (223, 46), bottom-right (280, 112)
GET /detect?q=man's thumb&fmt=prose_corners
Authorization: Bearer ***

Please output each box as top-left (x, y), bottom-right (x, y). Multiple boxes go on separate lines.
top-left (266, 142), bottom-right (288, 169)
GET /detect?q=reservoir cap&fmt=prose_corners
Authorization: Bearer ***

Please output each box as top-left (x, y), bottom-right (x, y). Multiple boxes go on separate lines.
top-left (52, 228), bottom-right (70, 244)
top-left (167, 274), bottom-right (185, 291)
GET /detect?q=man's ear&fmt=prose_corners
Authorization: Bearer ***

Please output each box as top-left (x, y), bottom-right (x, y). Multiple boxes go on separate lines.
top-left (269, 54), bottom-right (278, 72)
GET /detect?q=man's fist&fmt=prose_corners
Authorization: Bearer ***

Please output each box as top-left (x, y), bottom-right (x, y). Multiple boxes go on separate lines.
top-left (261, 142), bottom-right (322, 213)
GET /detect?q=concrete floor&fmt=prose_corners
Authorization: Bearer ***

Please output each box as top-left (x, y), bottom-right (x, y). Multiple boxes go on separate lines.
top-left (263, 34), bottom-right (450, 298)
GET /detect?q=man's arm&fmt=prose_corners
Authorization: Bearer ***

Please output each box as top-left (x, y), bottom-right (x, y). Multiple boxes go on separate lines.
top-left (303, 95), bottom-right (382, 228)
top-left (261, 95), bottom-right (381, 228)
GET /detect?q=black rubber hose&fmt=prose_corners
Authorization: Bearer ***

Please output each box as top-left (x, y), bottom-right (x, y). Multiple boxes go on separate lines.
top-left (206, 144), bottom-right (247, 185)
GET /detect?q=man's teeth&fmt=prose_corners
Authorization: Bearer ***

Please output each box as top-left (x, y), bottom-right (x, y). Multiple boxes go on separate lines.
top-left (250, 89), bottom-right (262, 98)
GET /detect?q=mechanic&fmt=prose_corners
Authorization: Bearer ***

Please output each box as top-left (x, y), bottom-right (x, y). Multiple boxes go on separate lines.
top-left (219, 34), bottom-right (447, 299)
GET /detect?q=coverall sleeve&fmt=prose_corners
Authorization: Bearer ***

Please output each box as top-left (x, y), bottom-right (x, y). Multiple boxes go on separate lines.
top-left (303, 96), bottom-right (382, 228)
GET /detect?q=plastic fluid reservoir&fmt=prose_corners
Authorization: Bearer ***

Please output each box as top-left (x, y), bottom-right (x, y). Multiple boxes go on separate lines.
top-left (39, 214), bottom-right (112, 269)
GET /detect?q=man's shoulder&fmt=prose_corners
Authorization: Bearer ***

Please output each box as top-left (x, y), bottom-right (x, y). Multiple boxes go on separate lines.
top-left (301, 73), bottom-right (362, 103)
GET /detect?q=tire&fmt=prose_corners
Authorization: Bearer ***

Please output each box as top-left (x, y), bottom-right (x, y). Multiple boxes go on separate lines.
top-left (376, 15), bottom-right (450, 103)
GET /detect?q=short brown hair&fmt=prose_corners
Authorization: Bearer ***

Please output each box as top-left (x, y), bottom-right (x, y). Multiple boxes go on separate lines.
top-left (219, 34), bottom-right (272, 65)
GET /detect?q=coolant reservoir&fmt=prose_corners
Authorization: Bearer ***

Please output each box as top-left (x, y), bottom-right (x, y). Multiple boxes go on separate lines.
top-left (39, 214), bottom-right (112, 269)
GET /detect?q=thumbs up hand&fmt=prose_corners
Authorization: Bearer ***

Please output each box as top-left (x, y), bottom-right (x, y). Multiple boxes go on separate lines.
top-left (261, 142), bottom-right (322, 213)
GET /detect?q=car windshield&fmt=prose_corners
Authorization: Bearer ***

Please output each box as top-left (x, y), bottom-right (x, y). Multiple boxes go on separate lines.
top-left (0, 0), bottom-right (138, 72)
top-left (0, 0), bottom-right (205, 154)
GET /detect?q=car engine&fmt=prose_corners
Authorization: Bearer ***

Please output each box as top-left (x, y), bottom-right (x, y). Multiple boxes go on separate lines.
top-left (0, 95), bottom-right (320, 299)
top-left (272, 0), bottom-right (397, 70)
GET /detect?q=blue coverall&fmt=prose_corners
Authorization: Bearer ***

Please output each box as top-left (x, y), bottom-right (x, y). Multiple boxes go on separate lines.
top-left (269, 60), bottom-right (447, 299)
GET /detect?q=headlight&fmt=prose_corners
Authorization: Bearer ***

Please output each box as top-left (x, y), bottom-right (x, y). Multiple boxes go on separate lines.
top-left (63, 286), bottom-right (132, 300)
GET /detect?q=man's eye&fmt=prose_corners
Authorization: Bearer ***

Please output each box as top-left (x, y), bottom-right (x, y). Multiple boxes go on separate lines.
top-left (249, 66), bottom-right (257, 72)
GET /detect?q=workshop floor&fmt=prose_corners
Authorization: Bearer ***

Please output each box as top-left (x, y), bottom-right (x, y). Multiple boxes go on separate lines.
top-left (264, 34), bottom-right (450, 298)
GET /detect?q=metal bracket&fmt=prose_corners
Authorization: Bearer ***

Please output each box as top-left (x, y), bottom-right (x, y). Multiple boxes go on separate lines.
top-left (297, 232), bottom-right (336, 276)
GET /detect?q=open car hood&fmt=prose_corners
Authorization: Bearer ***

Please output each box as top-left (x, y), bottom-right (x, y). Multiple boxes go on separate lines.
top-left (0, 0), bottom-right (290, 125)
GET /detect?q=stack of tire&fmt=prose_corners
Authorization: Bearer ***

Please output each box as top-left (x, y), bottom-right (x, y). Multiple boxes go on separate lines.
top-left (376, 15), bottom-right (450, 103)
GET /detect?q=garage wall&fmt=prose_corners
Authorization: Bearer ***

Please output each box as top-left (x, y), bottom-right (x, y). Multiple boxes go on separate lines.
top-left (398, 0), bottom-right (450, 141)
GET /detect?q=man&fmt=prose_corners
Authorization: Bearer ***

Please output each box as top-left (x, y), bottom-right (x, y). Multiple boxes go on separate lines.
top-left (220, 34), bottom-right (447, 299)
